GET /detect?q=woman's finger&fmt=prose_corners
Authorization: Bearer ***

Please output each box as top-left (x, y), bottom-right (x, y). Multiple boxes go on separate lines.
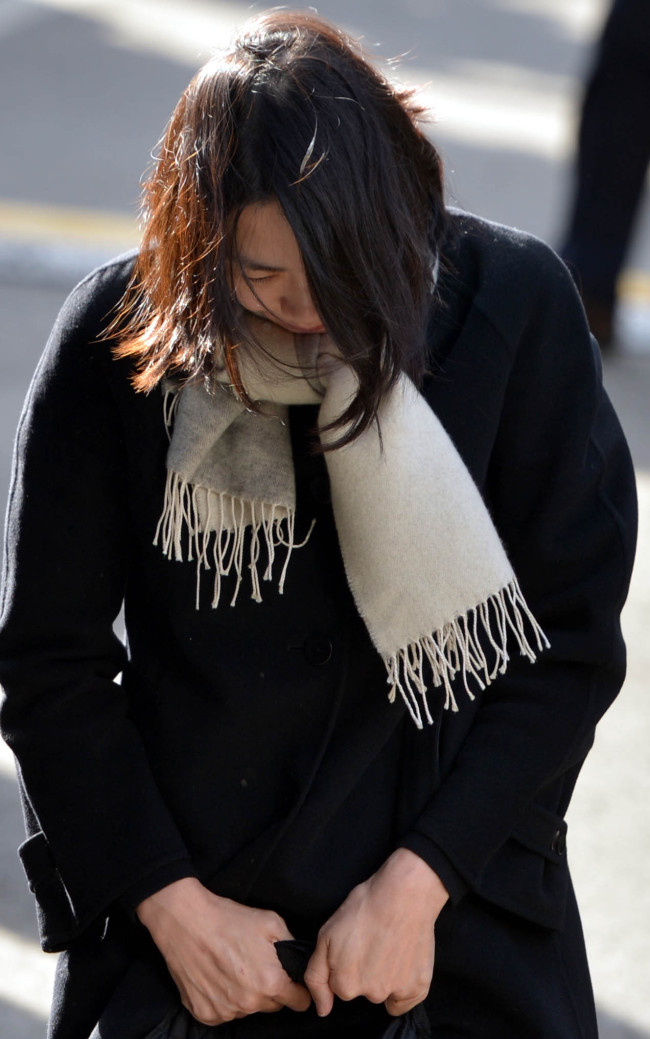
top-left (384, 991), bottom-right (428, 1017)
top-left (279, 980), bottom-right (313, 1013)
top-left (304, 941), bottom-right (335, 1017)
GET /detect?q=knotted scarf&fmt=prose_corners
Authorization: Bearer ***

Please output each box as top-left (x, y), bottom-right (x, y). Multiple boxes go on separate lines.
top-left (155, 325), bottom-right (548, 728)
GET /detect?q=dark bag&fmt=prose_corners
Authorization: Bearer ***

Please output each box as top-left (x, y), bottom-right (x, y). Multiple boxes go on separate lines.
top-left (275, 939), bottom-right (432, 1038)
top-left (141, 939), bottom-right (432, 1038)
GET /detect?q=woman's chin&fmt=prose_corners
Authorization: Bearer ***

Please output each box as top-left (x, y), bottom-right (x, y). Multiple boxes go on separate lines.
top-left (244, 310), bottom-right (325, 336)
top-left (284, 324), bottom-right (327, 335)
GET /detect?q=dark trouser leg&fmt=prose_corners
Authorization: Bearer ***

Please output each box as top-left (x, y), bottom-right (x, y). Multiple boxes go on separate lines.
top-left (560, 0), bottom-right (650, 321)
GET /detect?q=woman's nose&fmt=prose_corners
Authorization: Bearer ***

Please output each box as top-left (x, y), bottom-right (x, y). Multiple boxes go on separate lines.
top-left (281, 280), bottom-right (321, 326)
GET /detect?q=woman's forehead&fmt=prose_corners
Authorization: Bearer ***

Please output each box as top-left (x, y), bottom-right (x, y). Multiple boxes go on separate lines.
top-left (235, 200), bottom-right (303, 271)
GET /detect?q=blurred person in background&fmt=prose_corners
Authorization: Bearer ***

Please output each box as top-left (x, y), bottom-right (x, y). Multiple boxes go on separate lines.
top-left (559, 0), bottom-right (650, 350)
top-left (0, 10), bottom-right (637, 1039)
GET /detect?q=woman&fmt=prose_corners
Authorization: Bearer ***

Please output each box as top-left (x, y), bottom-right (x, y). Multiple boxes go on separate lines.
top-left (0, 10), bottom-right (637, 1039)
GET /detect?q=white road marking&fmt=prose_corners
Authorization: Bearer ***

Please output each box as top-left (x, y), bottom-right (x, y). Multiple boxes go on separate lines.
top-left (0, 738), bottom-right (17, 779)
top-left (0, 925), bottom-right (55, 1019)
top-left (26, 0), bottom-right (245, 61)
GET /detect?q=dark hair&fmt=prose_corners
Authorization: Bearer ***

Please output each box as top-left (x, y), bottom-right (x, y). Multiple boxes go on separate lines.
top-left (113, 9), bottom-right (447, 446)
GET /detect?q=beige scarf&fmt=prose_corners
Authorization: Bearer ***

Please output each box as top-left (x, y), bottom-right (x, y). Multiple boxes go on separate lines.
top-left (155, 328), bottom-right (548, 728)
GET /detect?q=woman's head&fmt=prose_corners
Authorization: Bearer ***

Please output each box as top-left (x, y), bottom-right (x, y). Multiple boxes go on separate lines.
top-left (115, 10), bottom-right (447, 443)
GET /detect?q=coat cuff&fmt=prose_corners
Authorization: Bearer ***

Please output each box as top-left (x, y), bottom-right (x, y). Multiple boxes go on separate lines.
top-left (397, 833), bottom-right (469, 905)
top-left (118, 859), bottom-right (198, 914)
top-left (18, 827), bottom-right (198, 951)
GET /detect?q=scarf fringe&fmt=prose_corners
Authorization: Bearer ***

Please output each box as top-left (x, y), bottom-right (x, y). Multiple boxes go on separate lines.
top-left (384, 579), bottom-right (550, 729)
top-left (153, 469), bottom-right (315, 609)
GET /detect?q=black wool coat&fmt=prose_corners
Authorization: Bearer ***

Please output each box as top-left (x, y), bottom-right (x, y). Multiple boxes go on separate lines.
top-left (0, 211), bottom-right (638, 1039)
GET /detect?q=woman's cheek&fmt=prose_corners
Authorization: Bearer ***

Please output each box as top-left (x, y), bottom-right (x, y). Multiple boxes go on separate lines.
top-left (233, 282), bottom-right (253, 309)
top-left (235, 284), bottom-right (273, 316)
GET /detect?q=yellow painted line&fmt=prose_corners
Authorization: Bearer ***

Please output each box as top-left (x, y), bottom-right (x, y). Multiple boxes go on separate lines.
top-left (0, 199), bottom-right (139, 247)
top-left (619, 270), bottom-right (650, 305)
top-left (0, 198), bottom-right (649, 306)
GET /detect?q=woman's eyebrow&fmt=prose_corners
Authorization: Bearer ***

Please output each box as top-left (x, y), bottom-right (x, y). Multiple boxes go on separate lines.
top-left (238, 256), bottom-right (284, 272)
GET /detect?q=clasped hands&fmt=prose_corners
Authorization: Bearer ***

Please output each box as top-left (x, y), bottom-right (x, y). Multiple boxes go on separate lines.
top-left (136, 847), bottom-right (449, 1027)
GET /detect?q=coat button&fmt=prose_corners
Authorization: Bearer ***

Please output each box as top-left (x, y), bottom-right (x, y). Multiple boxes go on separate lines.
top-left (551, 829), bottom-right (567, 856)
top-left (303, 634), bottom-right (333, 666)
top-left (309, 475), bottom-right (331, 504)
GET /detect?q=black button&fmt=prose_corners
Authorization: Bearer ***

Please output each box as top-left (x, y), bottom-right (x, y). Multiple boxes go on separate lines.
top-left (303, 634), bottom-right (333, 666)
top-left (551, 829), bottom-right (567, 856)
top-left (309, 475), bottom-right (331, 505)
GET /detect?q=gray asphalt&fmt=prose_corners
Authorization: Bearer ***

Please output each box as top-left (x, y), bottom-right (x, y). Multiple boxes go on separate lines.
top-left (0, 1), bottom-right (648, 1037)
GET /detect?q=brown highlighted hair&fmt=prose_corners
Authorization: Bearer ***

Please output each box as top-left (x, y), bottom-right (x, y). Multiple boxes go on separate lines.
top-left (113, 10), bottom-right (447, 445)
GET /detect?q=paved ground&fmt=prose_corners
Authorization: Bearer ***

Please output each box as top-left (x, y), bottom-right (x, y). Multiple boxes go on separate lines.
top-left (0, 1), bottom-right (649, 1036)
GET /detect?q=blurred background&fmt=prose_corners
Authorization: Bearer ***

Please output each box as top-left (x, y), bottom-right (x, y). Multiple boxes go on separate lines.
top-left (0, 1), bottom-right (648, 1036)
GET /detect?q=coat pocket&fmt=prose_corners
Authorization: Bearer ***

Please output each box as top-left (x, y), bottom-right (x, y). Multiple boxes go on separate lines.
top-left (475, 802), bottom-right (570, 930)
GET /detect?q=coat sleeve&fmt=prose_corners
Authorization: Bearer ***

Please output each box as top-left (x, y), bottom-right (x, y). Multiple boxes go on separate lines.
top-left (399, 228), bottom-right (637, 927)
top-left (0, 261), bottom-right (196, 953)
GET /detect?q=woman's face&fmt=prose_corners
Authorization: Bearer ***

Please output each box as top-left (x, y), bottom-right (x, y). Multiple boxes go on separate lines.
top-left (232, 200), bottom-right (326, 335)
